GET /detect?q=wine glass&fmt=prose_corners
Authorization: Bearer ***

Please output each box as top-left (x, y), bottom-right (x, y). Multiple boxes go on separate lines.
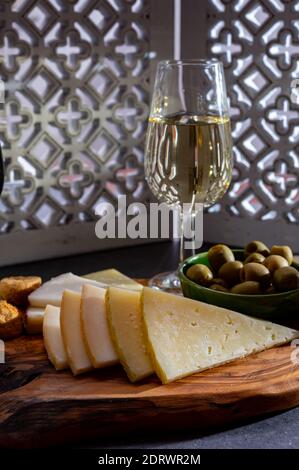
top-left (144, 59), bottom-right (233, 292)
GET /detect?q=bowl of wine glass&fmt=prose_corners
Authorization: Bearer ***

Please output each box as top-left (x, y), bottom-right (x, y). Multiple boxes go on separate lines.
top-left (179, 249), bottom-right (299, 321)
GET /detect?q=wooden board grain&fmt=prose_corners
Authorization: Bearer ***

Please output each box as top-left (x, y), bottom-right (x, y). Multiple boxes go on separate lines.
top-left (0, 280), bottom-right (299, 448)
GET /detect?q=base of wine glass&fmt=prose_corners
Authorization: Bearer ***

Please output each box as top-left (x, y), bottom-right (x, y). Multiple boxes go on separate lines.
top-left (147, 270), bottom-right (182, 294)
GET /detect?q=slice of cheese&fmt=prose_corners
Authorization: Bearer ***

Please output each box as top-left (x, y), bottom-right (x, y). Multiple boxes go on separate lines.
top-left (43, 305), bottom-right (68, 370)
top-left (24, 307), bottom-right (45, 334)
top-left (107, 287), bottom-right (153, 382)
top-left (60, 290), bottom-right (92, 375)
top-left (81, 284), bottom-right (118, 368)
top-left (142, 287), bottom-right (299, 384)
top-left (29, 270), bottom-right (141, 308)
top-left (84, 269), bottom-right (142, 291)
top-left (28, 272), bottom-right (106, 308)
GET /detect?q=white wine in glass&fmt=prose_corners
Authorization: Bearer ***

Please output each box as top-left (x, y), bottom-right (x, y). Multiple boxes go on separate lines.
top-left (144, 59), bottom-right (233, 291)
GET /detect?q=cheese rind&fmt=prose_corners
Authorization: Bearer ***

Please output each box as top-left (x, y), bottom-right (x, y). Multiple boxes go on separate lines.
top-left (142, 287), bottom-right (299, 384)
top-left (43, 305), bottom-right (68, 370)
top-left (25, 307), bottom-right (45, 334)
top-left (60, 290), bottom-right (92, 375)
top-left (107, 287), bottom-right (153, 382)
top-left (81, 284), bottom-right (118, 368)
top-left (84, 269), bottom-right (142, 291)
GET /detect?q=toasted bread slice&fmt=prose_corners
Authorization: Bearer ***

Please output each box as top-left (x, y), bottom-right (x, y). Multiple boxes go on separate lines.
top-left (0, 300), bottom-right (23, 339)
top-left (0, 276), bottom-right (42, 306)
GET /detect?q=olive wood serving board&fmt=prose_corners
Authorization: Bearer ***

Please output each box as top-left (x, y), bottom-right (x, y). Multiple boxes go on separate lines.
top-left (0, 280), bottom-right (299, 448)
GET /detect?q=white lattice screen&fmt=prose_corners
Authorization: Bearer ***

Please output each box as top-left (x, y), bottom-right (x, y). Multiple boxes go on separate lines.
top-left (0, 0), bottom-right (173, 264)
top-left (1, 0), bottom-right (299, 265)
top-left (0, 0), bottom-right (153, 230)
top-left (203, 0), bottom-right (299, 249)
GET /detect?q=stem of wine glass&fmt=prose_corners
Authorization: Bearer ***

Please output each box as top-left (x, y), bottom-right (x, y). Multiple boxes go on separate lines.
top-left (147, 204), bottom-right (202, 293)
top-left (179, 203), bottom-right (203, 267)
top-left (179, 205), bottom-right (194, 266)
top-left (179, 206), bottom-right (185, 265)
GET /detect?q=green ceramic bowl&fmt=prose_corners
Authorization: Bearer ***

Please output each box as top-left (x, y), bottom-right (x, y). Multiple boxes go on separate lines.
top-left (179, 249), bottom-right (299, 321)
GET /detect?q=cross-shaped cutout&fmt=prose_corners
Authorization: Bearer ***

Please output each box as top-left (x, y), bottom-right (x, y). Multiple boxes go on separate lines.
top-left (55, 31), bottom-right (90, 71)
top-left (55, 97), bottom-right (90, 136)
top-left (211, 31), bottom-right (242, 64)
top-left (267, 98), bottom-right (299, 134)
top-left (265, 160), bottom-right (298, 197)
top-left (114, 29), bottom-right (141, 68)
top-left (116, 156), bottom-right (142, 192)
top-left (0, 101), bottom-right (30, 140)
top-left (114, 94), bottom-right (145, 132)
top-left (3, 166), bottom-right (33, 205)
top-left (0, 31), bottom-right (28, 72)
top-left (269, 32), bottom-right (299, 68)
top-left (58, 161), bottom-right (92, 198)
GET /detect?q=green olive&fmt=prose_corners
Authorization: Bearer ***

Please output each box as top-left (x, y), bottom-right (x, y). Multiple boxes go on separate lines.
top-left (263, 255), bottom-right (288, 274)
top-left (207, 244), bottom-right (235, 272)
top-left (244, 253), bottom-right (265, 265)
top-left (186, 264), bottom-right (213, 286)
top-left (231, 281), bottom-right (262, 295)
top-left (211, 278), bottom-right (229, 289)
top-left (270, 245), bottom-right (293, 265)
top-left (240, 262), bottom-right (271, 287)
top-left (209, 284), bottom-right (229, 293)
top-left (273, 266), bottom-right (299, 292)
top-left (245, 240), bottom-right (270, 257)
top-left (218, 261), bottom-right (243, 286)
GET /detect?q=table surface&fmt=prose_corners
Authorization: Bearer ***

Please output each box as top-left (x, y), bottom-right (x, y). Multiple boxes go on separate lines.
top-left (1, 241), bottom-right (298, 450)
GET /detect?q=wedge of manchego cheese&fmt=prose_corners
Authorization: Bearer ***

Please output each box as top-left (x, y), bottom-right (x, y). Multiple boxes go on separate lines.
top-left (28, 273), bottom-right (106, 308)
top-left (81, 284), bottom-right (118, 368)
top-left (83, 269), bottom-right (142, 291)
top-left (28, 270), bottom-right (142, 333)
top-left (107, 286), bottom-right (153, 382)
top-left (43, 305), bottom-right (68, 370)
top-left (60, 290), bottom-right (92, 375)
top-left (142, 287), bottom-right (299, 384)
top-left (29, 270), bottom-right (142, 308)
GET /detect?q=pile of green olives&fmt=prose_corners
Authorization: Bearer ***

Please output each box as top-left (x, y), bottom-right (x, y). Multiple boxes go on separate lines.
top-left (186, 241), bottom-right (299, 295)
